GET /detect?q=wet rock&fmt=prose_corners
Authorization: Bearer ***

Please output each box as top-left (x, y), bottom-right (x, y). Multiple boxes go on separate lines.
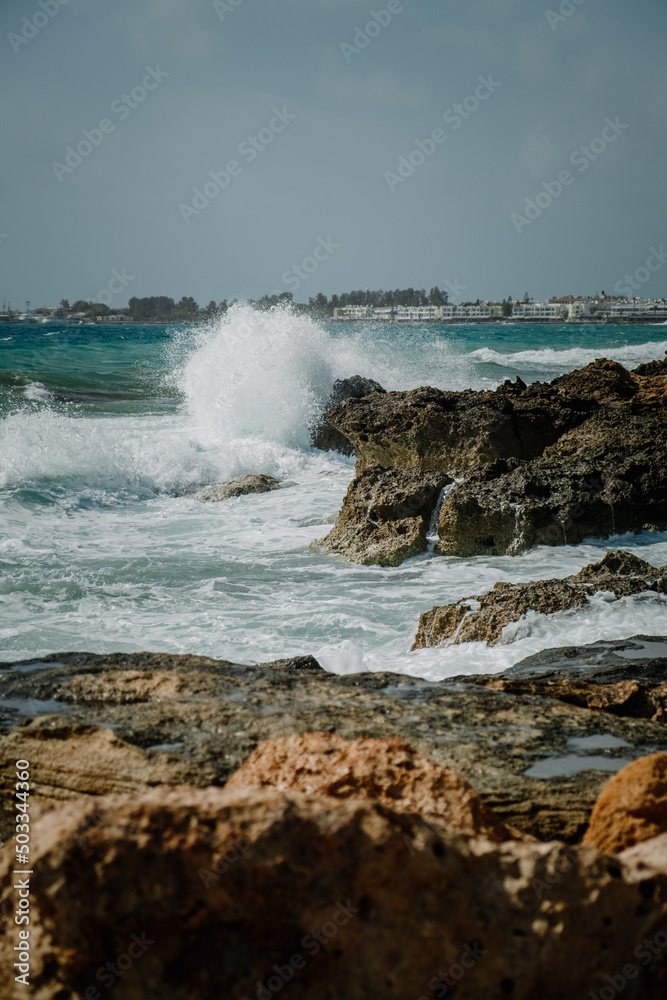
top-left (320, 358), bottom-right (667, 564)
top-left (257, 654), bottom-right (324, 671)
top-left (413, 551), bottom-right (667, 648)
top-left (192, 474), bottom-right (284, 502)
top-left (436, 408), bottom-right (667, 555)
top-left (4, 785), bottom-right (667, 1000)
top-left (311, 375), bottom-right (386, 455)
top-left (503, 635), bottom-right (667, 684)
top-left (317, 465), bottom-right (452, 566)
top-left (583, 753), bottom-right (667, 854)
top-left (4, 646), bottom-right (667, 842)
top-left (225, 732), bottom-right (520, 842)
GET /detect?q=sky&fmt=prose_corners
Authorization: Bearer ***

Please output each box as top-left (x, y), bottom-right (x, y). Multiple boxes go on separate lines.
top-left (1, 0), bottom-right (666, 308)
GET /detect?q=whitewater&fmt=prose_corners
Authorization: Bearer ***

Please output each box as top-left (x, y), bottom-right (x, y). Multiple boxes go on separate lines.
top-left (1, 306), bottom-right (666, 679)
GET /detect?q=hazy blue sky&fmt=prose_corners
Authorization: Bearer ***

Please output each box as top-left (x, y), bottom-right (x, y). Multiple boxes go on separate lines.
top-left (1, 0), bottom-right (666, 307)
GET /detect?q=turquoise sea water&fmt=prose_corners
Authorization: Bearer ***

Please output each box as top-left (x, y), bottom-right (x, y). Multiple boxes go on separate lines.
top-left (1, 307), bottom-right (666, 677)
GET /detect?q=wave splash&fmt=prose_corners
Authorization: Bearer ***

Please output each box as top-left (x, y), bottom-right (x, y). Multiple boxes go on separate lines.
top-left (1, 306), bottom-right (374, 493)
top-left (178, 304), bottom-right (341, 450)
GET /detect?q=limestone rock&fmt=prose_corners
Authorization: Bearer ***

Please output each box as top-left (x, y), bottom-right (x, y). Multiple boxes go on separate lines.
top-left (583, 753), bottom-right (667, 854)
top-left (412, 550), bottom-right (667, 648)
top-left (319, 358), bottom-right (667, 565)
top-left (225, 732), bottom-right (518, 841)
top-left (311, 375), bottom-right (386, 454)
top-left (4, 785), bottom-right (667, 999)
top-left (633, 353), bottom-right (667, 378)
top-left (192, 474), bottom-right (284, 502)
top-left (0, 717), bottom-right (200, 819)
top-left (436, 409), bottom-right (667, 556)
top-left (4, 644), bottom-right (667, 843)
top-left (318, 465), bottom-right (452, 566)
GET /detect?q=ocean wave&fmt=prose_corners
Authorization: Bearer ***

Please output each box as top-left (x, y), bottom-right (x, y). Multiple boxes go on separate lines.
top-left (469, 340), bottom-right (667, 370)
top-left (174, 304), bottom-right (391, 449)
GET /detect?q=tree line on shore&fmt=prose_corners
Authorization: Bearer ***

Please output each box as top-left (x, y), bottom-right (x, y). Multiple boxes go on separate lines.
top-left (64, 287), bottom-right (459, 322)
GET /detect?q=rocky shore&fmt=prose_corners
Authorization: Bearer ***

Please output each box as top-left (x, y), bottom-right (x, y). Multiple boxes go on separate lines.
top-left (413, 550), bottom-right (667, 647)
top-left (2, 638), bottom-right (667, 996)
top-left (2, 354), bottom-right (667, 997)
top-left (316, 357), bottom-right (667, 563)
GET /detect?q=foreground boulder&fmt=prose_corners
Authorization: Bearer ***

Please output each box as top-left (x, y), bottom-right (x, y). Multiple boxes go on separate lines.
top-left (3, 784), bottom-right (667, 999)
top-left (319, 358), bottom-right (667, 564)
top-left (583, 753), bottom-right (667, 854)
top-left (3, 642), bottom-right (667, 842)
top-left (317, 465), bottom-right (451, 565)
top-left (413, 551), bottom-right (667, 648)
top-left (226, 732), bottom-right (519, 842)
top-left (311, 376), bottom-right (386, 455)
top-left (192, 474), bottom-right (284, 502)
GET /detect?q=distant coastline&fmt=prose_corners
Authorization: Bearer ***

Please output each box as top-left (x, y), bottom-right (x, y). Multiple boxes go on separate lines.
top-left (2, 288), bottom-right (667, 326)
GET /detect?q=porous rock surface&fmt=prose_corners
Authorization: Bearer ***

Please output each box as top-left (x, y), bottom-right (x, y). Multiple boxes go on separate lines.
top-left (311, 375), bottom-right (386, 454)
top-left (3, 642), bottom-right (667, 843)
top-left (319, 358), bottom-right (667, 564)
top-left (3, 785), bottom-right (667, 999)
top-left (225, 731), bottom-right (518, 842)
top-left (192, 474), bottom-right (284, 502)
top-left (583, 753), bottom-right (667, 854)
top-left (413, 551), bottom-right (667, 648)
top-left (318, 465), bottom-right (451, 566)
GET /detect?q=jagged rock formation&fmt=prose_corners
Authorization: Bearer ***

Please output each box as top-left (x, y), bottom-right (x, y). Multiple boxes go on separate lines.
top-left (192, 474), bottom-right (284, 501)
top-left (316, 465), bottom-right (452, 566)
top-left (318, 358), bottom-right (667, 564)
top-left (413, 551), bottom-right (667, 648)
top-left (310, 375), bottom-right (386, 454)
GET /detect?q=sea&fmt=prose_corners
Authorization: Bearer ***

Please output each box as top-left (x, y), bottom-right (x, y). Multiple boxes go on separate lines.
top-left (1, 306), bottom-right (666, 680)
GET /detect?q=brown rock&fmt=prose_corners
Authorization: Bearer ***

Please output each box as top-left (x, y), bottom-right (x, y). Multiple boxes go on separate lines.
top-left (192, 474), bottom-right (284, 502)
top-left (225, 732), bottom-right (518, 842)
top-left (0, 717), bottom-right (203, 819)
top-left (4, 644), bottom-right (667, 845)
top-left (412, 550), bottom-right (667, 648)
top-left (550, 357), bottom-right (640, 403)
top-left (583, 753), bottom-right (667, 854)
top-left (311, 375), bottom-right (386, 454)
top-left (317, 465), bottom-right (451, 566)
top-left (319, 358), bottom-right (667, 565)
top-left (3, 786), bottom-right (667, 999)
